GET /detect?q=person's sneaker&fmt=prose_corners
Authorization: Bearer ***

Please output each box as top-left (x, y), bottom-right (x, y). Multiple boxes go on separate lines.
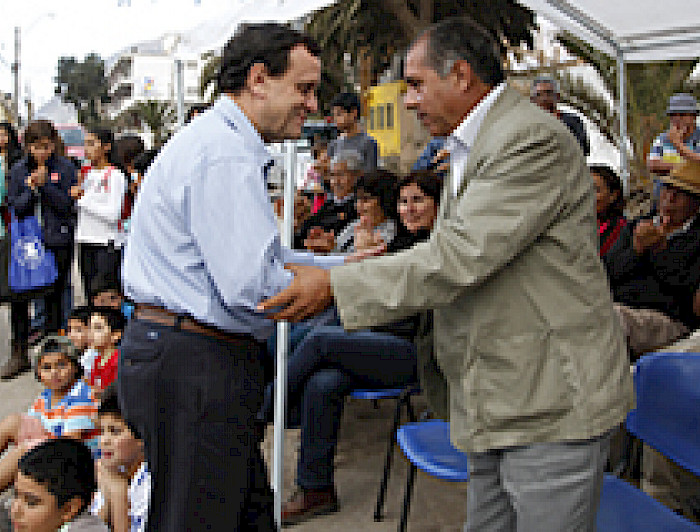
top-left (281, 487), bottom-right (339, 527)
top-left (0, 347), bottom-right (31, 380)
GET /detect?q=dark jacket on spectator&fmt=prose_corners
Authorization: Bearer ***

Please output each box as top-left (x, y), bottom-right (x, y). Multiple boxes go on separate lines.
top-left (603, 214), bottom-right (700, 328)
top-left (7, 155), bottom-right (77, 248)
top-left (560, 112), bottom-right (590, 156)
top-left (599, 214), bottom-right (626, 257)
top-left (294, 195), bottom-right (357, 249)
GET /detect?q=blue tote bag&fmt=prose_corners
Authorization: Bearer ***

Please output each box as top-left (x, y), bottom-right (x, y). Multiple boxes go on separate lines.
top-left (9, 206), bottom-right (58, 293)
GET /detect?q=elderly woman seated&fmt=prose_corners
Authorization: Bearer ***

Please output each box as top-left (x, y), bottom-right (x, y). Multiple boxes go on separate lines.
top-left (260, 169), bottom-right (443, 526)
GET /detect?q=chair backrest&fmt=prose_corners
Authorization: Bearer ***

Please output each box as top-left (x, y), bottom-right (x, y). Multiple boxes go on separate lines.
top-left (626, 352), bottom-right (700, 476)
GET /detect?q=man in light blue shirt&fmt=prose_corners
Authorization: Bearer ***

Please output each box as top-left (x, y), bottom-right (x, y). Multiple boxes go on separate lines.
top-left (118, 23), bottom-right (340, 531)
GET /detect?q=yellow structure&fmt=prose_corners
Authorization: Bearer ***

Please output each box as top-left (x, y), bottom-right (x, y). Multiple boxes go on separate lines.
top-left (365, 80), bottom-right (429, 173)
top-left (366, 81), bottom-right (404, 157)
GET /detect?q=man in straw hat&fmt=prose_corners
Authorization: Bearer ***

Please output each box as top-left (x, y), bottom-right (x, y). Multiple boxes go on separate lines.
top-left (604, 159), bottom-right (700, 358)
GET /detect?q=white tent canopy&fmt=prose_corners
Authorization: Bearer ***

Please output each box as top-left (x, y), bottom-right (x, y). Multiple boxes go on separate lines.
top-left (519, 0), bottom-right (700, 62)
top-left (519, 0), bottom-right (700, 189)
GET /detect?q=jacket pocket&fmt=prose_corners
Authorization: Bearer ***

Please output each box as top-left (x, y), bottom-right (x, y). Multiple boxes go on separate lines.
top-left (473, 330), bottom-right (574, 431)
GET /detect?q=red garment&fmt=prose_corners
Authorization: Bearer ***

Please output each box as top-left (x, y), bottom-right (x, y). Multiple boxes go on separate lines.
top-left (598, 216), bottom-right (627, 257)
top-left (88, 348), bottom-right (120, 392)
top-left (312, 193), bottom-right (326, 214)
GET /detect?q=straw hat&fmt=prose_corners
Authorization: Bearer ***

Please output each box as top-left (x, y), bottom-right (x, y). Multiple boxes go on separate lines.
top-left (659, 160), bottom-right (700, 197)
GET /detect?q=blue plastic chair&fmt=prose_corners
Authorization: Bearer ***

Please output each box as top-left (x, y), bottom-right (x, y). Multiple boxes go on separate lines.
top-left (350, 386), bottom-right (419, 522)
top-left (597, 352), bottom-right (700, 531)
top-left (395, 419), bottom-right (469, 532)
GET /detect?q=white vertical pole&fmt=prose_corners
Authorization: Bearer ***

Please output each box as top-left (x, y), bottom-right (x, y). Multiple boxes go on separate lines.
top-left (175, 58), bottom-right (185, 128)
top-left (617, 50), bottom-right (629, 197)
top-left (273, 141), bottom-right (296, 526)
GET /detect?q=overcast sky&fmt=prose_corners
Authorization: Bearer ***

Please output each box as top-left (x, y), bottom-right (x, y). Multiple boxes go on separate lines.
top-left (0, 0), bottom-right (246, 111)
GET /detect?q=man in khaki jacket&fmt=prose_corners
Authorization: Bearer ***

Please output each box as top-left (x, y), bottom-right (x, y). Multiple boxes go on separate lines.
top-left (261, 16), bottom-right (633, 531)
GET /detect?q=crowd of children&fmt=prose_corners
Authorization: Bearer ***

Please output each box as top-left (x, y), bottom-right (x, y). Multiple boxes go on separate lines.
top-left (0, 287), bottom-right (149, 531)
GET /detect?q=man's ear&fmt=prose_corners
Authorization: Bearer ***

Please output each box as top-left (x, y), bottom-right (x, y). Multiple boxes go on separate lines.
top-left (245, 62), bottom-right (269, 98)
top-left (453, 60), bottom-right (474, 93)
top-left (59, 496), bottom-right (83, 524)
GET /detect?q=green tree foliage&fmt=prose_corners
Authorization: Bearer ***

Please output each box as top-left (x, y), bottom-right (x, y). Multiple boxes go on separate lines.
top-left (557, 32), bottom-right (699, 192)
top-left (121, 100), bottom-right (175, 147)
top-left (306, 0), bottom-right (536, 110)
top-left (200, 0), bottom-right (536, 110)
top-left (55, 54), bottom-right (109, 128)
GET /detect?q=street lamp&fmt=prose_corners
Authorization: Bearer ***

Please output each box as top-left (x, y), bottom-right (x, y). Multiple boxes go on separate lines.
top-left (12, 12), bottom-right (55, 126)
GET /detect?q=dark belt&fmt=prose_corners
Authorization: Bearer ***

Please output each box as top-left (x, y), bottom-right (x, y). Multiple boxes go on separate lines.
top-left (134, 304), bottom-right (262, 350)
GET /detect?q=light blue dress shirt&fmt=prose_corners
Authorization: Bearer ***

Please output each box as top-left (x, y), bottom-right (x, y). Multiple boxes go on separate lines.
top-left (123, 95), bottom-right (344, 340)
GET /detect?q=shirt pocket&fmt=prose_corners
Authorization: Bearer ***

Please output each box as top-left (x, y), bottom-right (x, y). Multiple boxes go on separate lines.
top-left (472, 330), bottom-right (574, 431)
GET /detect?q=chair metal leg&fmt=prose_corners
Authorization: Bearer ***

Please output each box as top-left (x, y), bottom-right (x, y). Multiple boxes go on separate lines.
top-left (398, 463), bottom-right (417, 532)
top-left (374, 393), bottom-right (406, 521)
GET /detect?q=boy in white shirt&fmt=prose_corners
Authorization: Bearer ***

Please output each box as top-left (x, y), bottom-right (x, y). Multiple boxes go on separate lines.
top-left (91, 385), bottom-right (150, 532)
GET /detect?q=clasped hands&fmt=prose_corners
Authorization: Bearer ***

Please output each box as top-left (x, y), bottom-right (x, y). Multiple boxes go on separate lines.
top-left (25, 165), bottom-right (48, 190)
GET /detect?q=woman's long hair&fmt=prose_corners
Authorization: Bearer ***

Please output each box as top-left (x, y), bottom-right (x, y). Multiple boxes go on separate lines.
top-left (590, 164), bottom-right (625, 220)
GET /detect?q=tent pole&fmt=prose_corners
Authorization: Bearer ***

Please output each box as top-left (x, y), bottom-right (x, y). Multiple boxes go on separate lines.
top-left (273, 141), bottom-right (296, 526)
top-left (617, 50), bottom-right (629, 197)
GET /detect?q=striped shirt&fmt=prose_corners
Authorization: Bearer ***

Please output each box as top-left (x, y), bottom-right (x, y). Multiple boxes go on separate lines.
top-left (27, 380), bottom-right (99, 449)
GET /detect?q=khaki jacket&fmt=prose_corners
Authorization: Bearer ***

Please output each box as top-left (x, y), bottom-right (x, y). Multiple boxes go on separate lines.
top-left (331, 85), bottom-right (633, 453)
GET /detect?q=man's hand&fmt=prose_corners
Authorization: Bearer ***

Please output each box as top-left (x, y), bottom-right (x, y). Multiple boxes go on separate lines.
top-left (633, 218), bottom-right (668, 255)
top-left (432, 148), bottom-right (450, 174)
top-left (303, 227), bottom-right (335, 253)
top-left (668, 124), bottom-right (688, 151)
top-left (258, 263), bottom-right (333, 321)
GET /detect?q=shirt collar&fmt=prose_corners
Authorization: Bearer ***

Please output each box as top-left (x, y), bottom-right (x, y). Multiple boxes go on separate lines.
top-left (449, 82), bottom-right (507, 150)
top-left (214, 95), bottom-right (271, 161)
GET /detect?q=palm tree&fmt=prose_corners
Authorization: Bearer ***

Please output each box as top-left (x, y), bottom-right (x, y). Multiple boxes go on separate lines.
top-left (121, 100), bottom-right (176, 147)
top-left (199, 0), bottom-right (536, 110)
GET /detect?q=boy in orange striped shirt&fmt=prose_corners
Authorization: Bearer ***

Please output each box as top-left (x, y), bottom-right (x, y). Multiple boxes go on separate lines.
top-left (0, 336), bottom-right (98, 493)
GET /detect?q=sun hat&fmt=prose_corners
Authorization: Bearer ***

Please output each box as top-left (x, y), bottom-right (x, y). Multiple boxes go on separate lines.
top-left (659, 159), bottom-right (700, 197)
top-left (666, 93), bottom-right (698, 115)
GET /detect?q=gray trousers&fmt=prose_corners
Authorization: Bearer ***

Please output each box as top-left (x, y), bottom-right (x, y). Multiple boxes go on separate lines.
top-left (465, 431), bottom-right (611, 532)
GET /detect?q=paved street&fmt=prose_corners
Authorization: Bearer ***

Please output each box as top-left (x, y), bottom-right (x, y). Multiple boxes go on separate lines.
top-left (0, 303), bottom-right (468, 531)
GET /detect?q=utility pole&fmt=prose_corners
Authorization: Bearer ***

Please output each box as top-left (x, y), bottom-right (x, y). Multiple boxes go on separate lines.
top-left (12, 26), bottom-right (20, 127)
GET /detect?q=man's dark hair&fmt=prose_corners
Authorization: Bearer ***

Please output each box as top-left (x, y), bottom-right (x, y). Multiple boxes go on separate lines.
top-left (68, 306), bottom-right (93, 325)
top-left (589, 164), bottom-right (625, 218)
top-left (18, 438), bottom-right (96, 514)
top-left (91, 306), bottom-right (126, 334)
top-left (331, 92), bottom-right (361, 115)
top-left (218, 23), bottom-right (320, 95)
top-left (418, 16), bottom-right (505, 86)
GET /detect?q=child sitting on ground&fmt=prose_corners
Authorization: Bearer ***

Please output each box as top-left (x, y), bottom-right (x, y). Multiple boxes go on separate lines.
top-left (0, 336), bottom-right (99, 493)
top-left (66, 306), bottom-right (94, 378)
top-left (85, 307), bottom-right (125, 399)
top-left (10, 438), bottom-right (108, 531)
top-left (90, 273), bottom-right (134, 320)
top-left (91, 385), bottom-right (151, 532)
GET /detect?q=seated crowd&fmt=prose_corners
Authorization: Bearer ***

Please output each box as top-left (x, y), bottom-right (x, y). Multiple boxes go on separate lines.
top-left (1, 90), bottom-right (700, 531)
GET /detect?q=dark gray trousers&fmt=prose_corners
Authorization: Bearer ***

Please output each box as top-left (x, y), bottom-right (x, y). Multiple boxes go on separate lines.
top-left (118, 319), bottom-right (276, 531)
